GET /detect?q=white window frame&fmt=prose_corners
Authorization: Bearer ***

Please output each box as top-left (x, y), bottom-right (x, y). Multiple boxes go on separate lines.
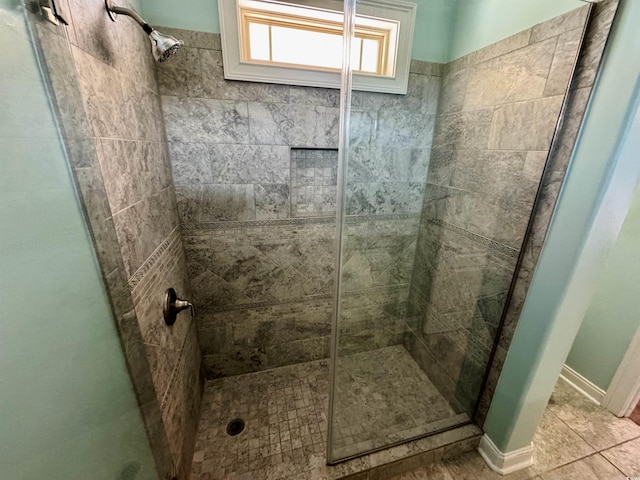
top-left (218, 0), bottom-right (417, 94)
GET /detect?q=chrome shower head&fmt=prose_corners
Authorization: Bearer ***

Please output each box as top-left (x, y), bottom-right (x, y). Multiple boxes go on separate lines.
top-left (105, 0), bottom-right (183, 63)
top-left (149, 30), bottom-right (183, 63)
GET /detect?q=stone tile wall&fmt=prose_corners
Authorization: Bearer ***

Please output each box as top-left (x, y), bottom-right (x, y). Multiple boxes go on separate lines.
top-left (475, 0), bottom-right (620, 425)
top-left (32, 2), bottom-right (203, 477)
top-left (156, 28), bottom-right (441, 377)
top-left (405, 6), bottom-right (592, 414)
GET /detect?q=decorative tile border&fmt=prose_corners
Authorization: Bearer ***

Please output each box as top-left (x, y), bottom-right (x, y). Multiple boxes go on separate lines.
top-left (346, 213), bottom-right (421, 223)
top-left (199, 283), bottom-right (410, 313)
top-left (432, 220), bottom-right (520, 260)
top-left (345, 283), bottom-right (409, 296)
top-left (130, 237), bottom-right (184, 304)
top-left (181, 213), bottom-right (421, 231)
top-left (127, 227), bottom-right (182, 291)
top-left (181, 217), bottom-right (334, 231)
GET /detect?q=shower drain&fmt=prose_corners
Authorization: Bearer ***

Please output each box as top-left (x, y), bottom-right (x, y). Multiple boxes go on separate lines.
top-left (226, 418), bottom-right (245, 436)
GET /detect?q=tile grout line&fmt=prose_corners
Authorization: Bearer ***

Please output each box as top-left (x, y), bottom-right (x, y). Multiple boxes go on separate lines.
top-left (536, 386), bottom-right (640, 477)
top-left (546, 407), bottom-right (598, 453)
top-left (532, 409), bottom-right (595, 475)
top-left (549, 396), bottom-right (640, 454)
top-left (598, 450), bottom-right (634, 478)
top-left (535, 452), bottom-right (616, 479)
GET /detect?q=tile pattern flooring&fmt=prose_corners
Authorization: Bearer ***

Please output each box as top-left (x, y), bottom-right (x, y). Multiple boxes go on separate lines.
top-left (384, 377), bottom-right (640, 480)
top-left (190, 345), bottom-right (463, 479)
top-left (191, 359), bottom-right (328, 479)
top-left (332, 347), bottom-right (463, 459)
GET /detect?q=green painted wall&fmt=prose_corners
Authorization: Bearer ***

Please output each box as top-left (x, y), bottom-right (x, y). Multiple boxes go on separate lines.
top-left (448, 0), bottom-right (582, 60)
top-left (141, 0), bottom-right (220, 35)
top-left (140, 0), bottom-right (457, 62)
top-left (483, 0), bottom-right (640, 452)
top-left (566, 139), bottom-right (640, 392)
top-left (130, 0), bottom-right (143, 13)
top-left (0, 2), bottom-right (156, 478)
top-left (139, 0), bottom-right (598, 63)
top-left (411, 0), bottom-right (458, 63)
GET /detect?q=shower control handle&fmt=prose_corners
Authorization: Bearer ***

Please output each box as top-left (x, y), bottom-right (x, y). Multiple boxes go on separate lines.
top-left (163, 288), bottom-right (194, 326)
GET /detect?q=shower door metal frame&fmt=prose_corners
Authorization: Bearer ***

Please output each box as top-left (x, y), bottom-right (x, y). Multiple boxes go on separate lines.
top-left (326, 0), bottom-right (357, 465)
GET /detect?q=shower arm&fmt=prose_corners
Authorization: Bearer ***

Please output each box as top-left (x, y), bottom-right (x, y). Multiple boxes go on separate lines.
top-left (105, 0), bottom-right (154, 34)
top-left (104, 0), bottom-right (183, 63)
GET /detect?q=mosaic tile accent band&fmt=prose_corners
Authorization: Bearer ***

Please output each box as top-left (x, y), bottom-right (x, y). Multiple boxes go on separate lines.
top-left (126, 226), bottom-right (182, 290)
top-left (197, 283), bottom-right (410, 314)
top-left (180, 213), bottom-right (422, 230)
top-left (182, 213), bottom-right (517, 261)
top-left (431, 220), bottom-right (520, 260)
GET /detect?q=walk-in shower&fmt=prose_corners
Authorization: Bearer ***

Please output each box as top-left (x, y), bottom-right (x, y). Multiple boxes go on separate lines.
top-left (9, 0), bottom-right (618, 477)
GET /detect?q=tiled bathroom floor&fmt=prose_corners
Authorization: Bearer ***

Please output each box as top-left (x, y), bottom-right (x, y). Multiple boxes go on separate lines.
top-left (383, 377), bottom-right (640, 480)
top-left (190, 345), bottom-right (465, 479)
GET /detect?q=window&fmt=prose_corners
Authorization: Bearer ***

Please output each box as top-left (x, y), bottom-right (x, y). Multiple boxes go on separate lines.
top-left (239, 1), bottom-right (397, 76)
top-left (219, 0), bottom-right (416, 94)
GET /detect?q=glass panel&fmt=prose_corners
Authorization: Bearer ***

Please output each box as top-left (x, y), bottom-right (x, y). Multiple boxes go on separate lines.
top-left (248, 22), bottom-right (270, 60)
top-left (360, 38), bottom-right (378, 72)
top-left (328, 0), bottom-right (591, 463)
top-left (0, 1), bottom-right (157, 477)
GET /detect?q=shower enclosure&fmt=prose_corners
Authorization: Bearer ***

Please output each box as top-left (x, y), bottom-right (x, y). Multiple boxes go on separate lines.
top-left (13, 0), bottom-right (617, 477)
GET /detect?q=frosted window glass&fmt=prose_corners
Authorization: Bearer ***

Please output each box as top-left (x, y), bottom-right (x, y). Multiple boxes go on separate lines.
top-left (249, 23), bottom-right (270, 60)
top-left (271, 26), bottom-right (343, 69)
top-left (248, 22), bottom-right (381, 73)
top-left (360, 38), bottom-right (379, 73)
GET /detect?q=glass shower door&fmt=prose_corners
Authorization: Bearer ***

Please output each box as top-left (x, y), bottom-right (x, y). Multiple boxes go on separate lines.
top-left (328, 0), bottom-right (471, 462)
top-left (328, 0), bottom-right (593, 463)
top-left (0, 1), bottom-right (158, 477)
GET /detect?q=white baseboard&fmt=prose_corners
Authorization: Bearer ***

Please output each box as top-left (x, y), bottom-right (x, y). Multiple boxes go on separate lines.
top-left (478, 435), bottom-right (534, 475)
top-left (560, 364), bottom-right (606, 405)
top-left (601, 325), bottom-right (640, 417)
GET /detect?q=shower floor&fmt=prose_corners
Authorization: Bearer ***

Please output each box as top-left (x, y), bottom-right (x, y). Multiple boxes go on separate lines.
top-left (190, 345), bottom-right (465, 480)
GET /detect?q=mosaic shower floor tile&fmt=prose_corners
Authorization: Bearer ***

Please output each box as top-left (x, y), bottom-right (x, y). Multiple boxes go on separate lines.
top-left (191, 345), bottom-right (464, 479)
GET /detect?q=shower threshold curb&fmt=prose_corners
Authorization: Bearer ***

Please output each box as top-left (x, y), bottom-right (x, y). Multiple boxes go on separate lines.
top-left (314, 423), bottom-right (482, 479)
